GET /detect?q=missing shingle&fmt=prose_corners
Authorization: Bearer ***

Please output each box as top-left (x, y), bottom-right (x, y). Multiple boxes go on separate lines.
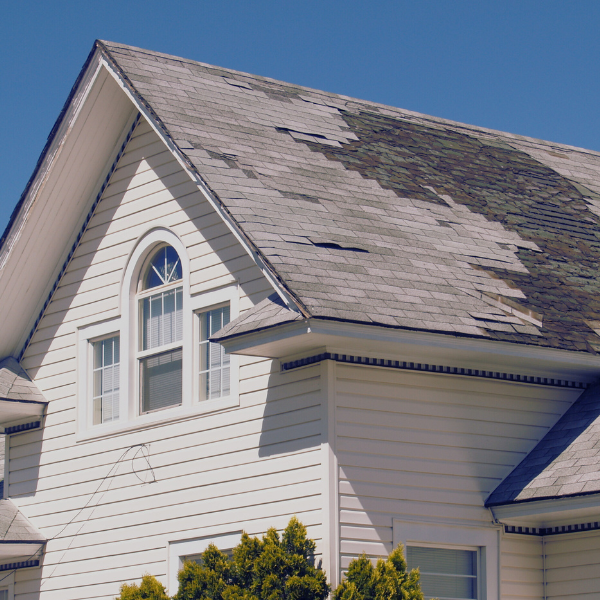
top-left (311, 240), bottom-right (370, 253)
top-left (223, 77), bottom-right (252, 90)
top-left (207, 150), bottom-right (238, 168)
top-left (243, 169), bottom-right (258, 179)
top-left (276, 126), bottom-right (329, 140)
top-left (280, 191), bottom-right (321, 204)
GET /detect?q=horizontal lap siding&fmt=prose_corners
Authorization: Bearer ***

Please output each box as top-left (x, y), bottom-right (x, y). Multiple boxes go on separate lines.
top-left (501, 535), bottom-right (543, 600)
top-left (14, 119), bottom-right (324, 599)
top-left (335, 363), bottom-right (580, 592)
top-left (545, 530), bottom-right (600, 599)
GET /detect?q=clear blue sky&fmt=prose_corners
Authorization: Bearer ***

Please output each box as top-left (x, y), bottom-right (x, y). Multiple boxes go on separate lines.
top-left (2, 1), bottom-right (600, 234)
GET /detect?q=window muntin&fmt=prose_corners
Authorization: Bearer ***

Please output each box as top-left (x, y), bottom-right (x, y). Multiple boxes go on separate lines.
top-left (138, 245), bottom-right (183, 413)
top-left (92, 336), bottom-right (120, 425)
top-left (144, 245), bottom-right (182, 290)
top-left (198, 305), bottom-right (230, 401)
top-left (141, 287), bottom-right (183, 350)
top-left (407, 546), bottom-right (478, 600)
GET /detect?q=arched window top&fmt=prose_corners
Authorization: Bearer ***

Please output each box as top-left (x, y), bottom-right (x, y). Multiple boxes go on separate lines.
top-left (143, 245), bottom-right (182, 290)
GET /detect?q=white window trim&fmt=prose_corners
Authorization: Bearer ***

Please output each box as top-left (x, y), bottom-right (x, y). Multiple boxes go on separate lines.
top-left (76, 229), bottom-right (240, 442)
top-left (77, 317), bottom-right (122, 439)
top-left (393, 519), bottom-right (499, 600)
top-left (167, 531), bottom-right (242, 594)
top-left (191, 285), bottom-right (239, 412)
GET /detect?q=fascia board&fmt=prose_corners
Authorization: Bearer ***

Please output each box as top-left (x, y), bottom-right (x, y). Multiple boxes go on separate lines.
top-left (0, 50), bottom-right (137, 358)
top-left (97, 45), bottom-right (307, 320)
top-left (490, 494), bottom-right (600, 526)
top-left (0, 48), bottom-right (104, 270)
top-left (220, 317), bottom-right (600, 380)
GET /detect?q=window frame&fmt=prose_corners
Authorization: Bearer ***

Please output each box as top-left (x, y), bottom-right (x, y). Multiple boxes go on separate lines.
top-left (393, 520), bottom-right (499, 600)
top-left (191, 287), bottom-right (239, 413)
top-left (76, 229), bottom-right (240, 441)
top-left (406, 543), bottom-right (480, 600)
top-left (167, 531), bottom-right (242, 595)
top-left (136, 245), bottom-right (185, 415)
top-left (77, 317), bottom-right (122, 437)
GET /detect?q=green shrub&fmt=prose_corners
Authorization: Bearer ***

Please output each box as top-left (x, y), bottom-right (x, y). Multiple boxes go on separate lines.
top-left (115, 518), bottom-right (329, 600)
top-left (117, 574), bottom-right (170, 600)
top-left (115, 521), bottom-right (426, 600)
top-left (333, 545), bottom-right (424, 600)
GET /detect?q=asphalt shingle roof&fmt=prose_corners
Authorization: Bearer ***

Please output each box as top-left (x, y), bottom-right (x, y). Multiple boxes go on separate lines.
top-left (487, 383), bottom-right (600, 506)
top-left (0, 357), bottom-right (47, 403)
top-left (98, 40), bottom-right (600, 354)
top-left (0, 498), bottom-right (45, 542)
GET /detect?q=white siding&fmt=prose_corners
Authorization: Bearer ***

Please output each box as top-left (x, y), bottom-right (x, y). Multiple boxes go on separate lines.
top-left (545, 530), bottom-right (600, 599)
top-left (501, 535), bottom-right (543, 600)
top-left (11, 119), bottom-right (325, 599)
top-left (334, 362), bottom-right (581, 585)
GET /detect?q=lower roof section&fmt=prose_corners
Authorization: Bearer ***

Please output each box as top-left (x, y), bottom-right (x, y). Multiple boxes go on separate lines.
top-left (0, 358), bottom-right (46, 430)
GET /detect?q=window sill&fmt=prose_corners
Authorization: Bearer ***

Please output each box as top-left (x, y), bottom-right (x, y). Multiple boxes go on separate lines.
top-left (76, 395), bottom-right (239, 443)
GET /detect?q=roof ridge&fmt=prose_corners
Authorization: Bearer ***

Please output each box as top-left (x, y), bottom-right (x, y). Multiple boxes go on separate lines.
top-left (99, 40), bottom-right (600, 159)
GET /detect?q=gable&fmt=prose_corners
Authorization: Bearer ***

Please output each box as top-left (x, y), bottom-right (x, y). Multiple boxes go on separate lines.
top-left (20, 117), bottom-right (269, 389)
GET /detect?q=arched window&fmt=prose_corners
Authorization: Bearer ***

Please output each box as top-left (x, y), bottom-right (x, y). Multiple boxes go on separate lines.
top-left (137, 245), bottom-right (184, 413)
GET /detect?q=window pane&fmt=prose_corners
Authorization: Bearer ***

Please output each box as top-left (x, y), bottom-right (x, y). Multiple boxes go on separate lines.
top-left (140, 348), bottom-right (182, 412)
top-left (144, 246), bottom-right (183, 290)
top-left (142, 287), bottom-right (183, 350)
top-left (0, 590), bottom-right (8, 600)
top-left (407, 546), bottom-right (477, 600)
top-left (92, 336), bottom-right (120, 425)
top-left (199, 306), bottom-right (231, 401)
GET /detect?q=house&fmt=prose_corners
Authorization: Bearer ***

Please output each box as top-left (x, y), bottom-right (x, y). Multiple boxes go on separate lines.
top-left (1, 39), bottom-right (600, 599)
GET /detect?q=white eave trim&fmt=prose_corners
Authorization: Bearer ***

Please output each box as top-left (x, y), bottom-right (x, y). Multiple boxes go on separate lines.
top-left (98, 51), bottom-right (307, 319)
top-left (0, 398), bottom-right (46, 429)
top-left (490, 493), bottom-right (600, 522)
top-left (219, 317), bottom-right (600, 377)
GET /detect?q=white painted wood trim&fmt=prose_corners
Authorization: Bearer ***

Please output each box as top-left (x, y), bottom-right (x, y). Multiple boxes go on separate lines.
top-left (167, 531), bottom-right (242, 594)
top-left (394, 520), bottom-right (500, 600)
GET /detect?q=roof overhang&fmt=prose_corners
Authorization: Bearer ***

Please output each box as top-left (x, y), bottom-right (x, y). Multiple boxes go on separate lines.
top-left (0, 540), bottom-right (45, 562)
top-left (0, 398), bottom-right (46, 432)
top-left (0, 47), bottom-right (137, 358)
top-left (489, 493), bottom-right (600, 528)
top-left (220, 318), bottom-right (600, 382)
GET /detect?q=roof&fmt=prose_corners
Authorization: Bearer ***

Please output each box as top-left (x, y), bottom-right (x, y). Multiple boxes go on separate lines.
top-left (216, 293), bottom-right (304, 340)
top-left (487, 382), bottom-right (600, 506)
top-left (94, 40), bottom-right (600, 355)
top-left (0, 499), bottom-right (45, 542)
top-left (0, 358), bottom-right (46, 404)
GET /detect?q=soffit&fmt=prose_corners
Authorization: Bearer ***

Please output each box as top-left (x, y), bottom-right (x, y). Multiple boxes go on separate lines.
top-left (0, 57), bottom-right (136, 357)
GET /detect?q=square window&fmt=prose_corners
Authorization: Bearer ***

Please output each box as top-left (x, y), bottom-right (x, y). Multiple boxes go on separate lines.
top-left (393, 519), bottom-right (498, 600)
top-left (407, 546), bottom-right (478, 600)
top-left (92, 335), bottom-right (120, 425)
top-left (198, 305), bottom-right (231, 401)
